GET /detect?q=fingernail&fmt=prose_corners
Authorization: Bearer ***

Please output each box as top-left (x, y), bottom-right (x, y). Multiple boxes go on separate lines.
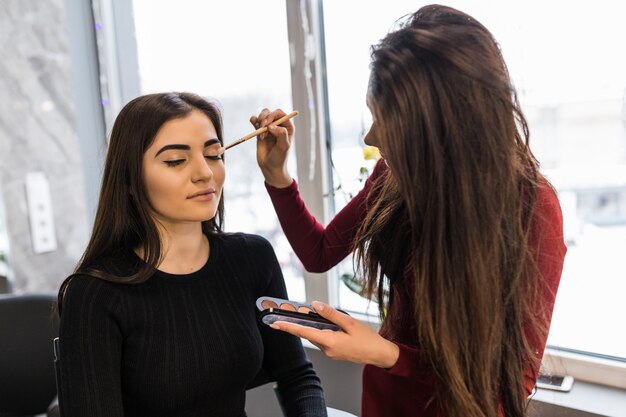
top-left (311, 301), bottom-right (324, 311)
top-left (270, 324), bottom-right (281, 330)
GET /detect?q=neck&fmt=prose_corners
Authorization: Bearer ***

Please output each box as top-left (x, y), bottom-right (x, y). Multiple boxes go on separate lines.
top-left (141, 221), bottom-right (210, 274)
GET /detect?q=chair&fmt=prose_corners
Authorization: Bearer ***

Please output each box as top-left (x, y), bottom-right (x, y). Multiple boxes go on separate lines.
top-left (0, 293), bottom-right (59, 417)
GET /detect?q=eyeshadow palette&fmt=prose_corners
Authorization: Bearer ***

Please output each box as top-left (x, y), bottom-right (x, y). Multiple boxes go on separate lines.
top-left (255, 296), bottom-right (344, 331)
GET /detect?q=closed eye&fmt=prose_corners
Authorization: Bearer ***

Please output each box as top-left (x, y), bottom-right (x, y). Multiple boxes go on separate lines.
top-left (164, 159), bottom-right (185, 167)
top-left (205, 155), bottom-right (223, 161)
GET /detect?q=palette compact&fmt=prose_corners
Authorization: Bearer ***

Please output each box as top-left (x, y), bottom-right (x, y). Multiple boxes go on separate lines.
top-left (256, 296), bottom-right (345, 331)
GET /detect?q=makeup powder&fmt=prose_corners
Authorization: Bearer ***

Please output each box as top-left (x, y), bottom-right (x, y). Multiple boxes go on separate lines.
top-left (280, 303), bottom-right (297, 311)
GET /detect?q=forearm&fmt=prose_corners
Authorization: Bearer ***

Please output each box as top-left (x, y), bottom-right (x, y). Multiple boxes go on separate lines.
top-left (265, 180), bottom-right (361, 272)
top-left (261, 166), bottom-right (293, 189)
top-left (258, 251), bottom-right (328, 416)
top-left (274, 362), bottom-right (327, 417)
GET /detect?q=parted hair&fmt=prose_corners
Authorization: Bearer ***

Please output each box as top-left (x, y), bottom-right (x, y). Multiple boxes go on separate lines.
top-left (58, 92), bottom-right (224, 313)
top-left (355, 5), bottom-right (547, 417)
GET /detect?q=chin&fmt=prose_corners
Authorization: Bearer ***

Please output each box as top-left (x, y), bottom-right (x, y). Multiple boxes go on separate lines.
top-left (194, 211), bottom-right (217, 222)
top-left (201, 209), bottom-right (219, 222)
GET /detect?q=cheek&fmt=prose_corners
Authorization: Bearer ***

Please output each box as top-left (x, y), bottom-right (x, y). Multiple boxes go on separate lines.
top-left (143, 168), bottom-right (181, 207)
top-left (146, 179), bottom-right (170, 201)
top-left (214, 163), bottom-right (226, 189)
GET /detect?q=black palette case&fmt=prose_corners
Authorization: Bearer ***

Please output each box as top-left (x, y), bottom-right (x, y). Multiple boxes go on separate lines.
top-left (256, 296), bottom-right (345, 331)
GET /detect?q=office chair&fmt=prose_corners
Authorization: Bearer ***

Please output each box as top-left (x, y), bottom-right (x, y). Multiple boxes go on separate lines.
top-left (0, 293), bottom-right (59, 417)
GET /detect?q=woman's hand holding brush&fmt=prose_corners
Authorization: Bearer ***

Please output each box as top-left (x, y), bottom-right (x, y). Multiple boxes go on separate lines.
top-left (249, 108), bottom-right (297, 188)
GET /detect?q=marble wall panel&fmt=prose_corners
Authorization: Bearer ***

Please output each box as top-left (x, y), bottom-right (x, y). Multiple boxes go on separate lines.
top-left (0, 0), bottom-right (89, 293)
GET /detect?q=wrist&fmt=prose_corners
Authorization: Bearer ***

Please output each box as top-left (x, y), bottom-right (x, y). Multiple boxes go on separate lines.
top-left (263, 169), bottom-right (293, 189)
top-left (376, 339), bottom-right (400, 369)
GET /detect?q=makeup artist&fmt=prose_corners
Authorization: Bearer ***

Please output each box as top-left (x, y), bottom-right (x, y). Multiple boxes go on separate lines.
top-left (252, 5), bottom-right (566, 417)
top-left (56, 92), bottom-right (327, 417)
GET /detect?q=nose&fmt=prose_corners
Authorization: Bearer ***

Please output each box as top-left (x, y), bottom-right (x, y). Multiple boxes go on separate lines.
top-left (363, 124), bottom-right (378, 148)
top-left (191, 155), bottom-right (213, 183)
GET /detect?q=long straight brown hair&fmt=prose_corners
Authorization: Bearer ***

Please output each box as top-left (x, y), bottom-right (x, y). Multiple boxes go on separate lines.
top-left (355, 5), bottom-right (547, 417)
top-left (57, 92), bottom-right (225, 313)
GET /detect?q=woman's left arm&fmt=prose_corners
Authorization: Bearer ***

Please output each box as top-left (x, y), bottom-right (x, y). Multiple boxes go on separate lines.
top-left (523, 182), bottom-right (567, 394)
top-left (269, 302), bottom-right (400, 369)
top-left (253, 236), bottom-right (327, 417)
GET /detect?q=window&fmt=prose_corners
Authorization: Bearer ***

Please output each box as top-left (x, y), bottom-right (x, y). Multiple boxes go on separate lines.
top-left (101, 0), bottom-right (625, 389)
top-left (131, 0), bottom-right (305, 300)
top-left (321, 1), bottom-right (420, 318)
top-left (321, 0), bottom-right (626, 377)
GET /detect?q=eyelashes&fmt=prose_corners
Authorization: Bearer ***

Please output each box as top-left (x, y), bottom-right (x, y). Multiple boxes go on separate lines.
top-left (164, 155), bottom-right (222, 167)
top-left (164, 159), bottom-right (185, 167)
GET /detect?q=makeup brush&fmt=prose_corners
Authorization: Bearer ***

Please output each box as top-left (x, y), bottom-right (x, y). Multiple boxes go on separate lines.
top-left (222, 111), bottom-right (299, 152)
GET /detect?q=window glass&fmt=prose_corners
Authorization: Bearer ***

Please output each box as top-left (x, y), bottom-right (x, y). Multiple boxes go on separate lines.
top-left (323, 0), bottom-right (626, 359)
top-left (132, 0), bottom-right (305, 300)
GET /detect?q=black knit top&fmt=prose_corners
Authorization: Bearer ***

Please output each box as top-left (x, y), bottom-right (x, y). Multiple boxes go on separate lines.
top-left (58, 233), bottom-right (326, 417)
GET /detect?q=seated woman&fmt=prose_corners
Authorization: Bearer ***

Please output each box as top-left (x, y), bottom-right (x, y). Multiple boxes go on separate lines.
top-left (56, 92), bottom-right (327, 417)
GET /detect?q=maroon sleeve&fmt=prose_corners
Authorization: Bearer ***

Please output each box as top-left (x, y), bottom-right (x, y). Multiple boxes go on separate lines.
top-left (383, 342), bottom-right (431, 380)
top-left (523, 180), bottom-right (567, 395)
top-left (265, 159), bottom-right (387, 272)
top-left (365, 181), bottom-right (567, 407)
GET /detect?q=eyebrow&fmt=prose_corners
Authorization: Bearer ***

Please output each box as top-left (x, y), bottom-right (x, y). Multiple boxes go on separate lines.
top-left (154, 138), bottom-right (220, 158)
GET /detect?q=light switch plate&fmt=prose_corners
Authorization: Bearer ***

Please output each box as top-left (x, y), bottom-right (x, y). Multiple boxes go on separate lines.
top-left (25, 172), bottom-right (57, 254)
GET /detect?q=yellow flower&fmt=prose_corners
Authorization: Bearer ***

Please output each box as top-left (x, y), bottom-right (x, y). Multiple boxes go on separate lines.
top-left (363, 145), bottom-right (381, 161)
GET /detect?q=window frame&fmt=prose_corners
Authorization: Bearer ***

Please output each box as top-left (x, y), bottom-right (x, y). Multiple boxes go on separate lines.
top-left (284, 0), bottom-right (337, 307)
top-left (289, 0), bottom-right (626, 390)
top-left (94, 0), bottom-right (626, 391)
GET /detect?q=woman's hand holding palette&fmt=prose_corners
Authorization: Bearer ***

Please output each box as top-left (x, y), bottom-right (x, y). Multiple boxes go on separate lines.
top-left (256, 296), bottom-right (346, 331)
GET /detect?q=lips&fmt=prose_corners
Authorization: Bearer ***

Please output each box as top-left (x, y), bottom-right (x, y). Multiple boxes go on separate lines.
top-left (187, 188), bottom-right (216, 199)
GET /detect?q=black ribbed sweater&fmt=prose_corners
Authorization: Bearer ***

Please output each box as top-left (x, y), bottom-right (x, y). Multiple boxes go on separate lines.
top-left (58, 233), bottom-right (326, 417)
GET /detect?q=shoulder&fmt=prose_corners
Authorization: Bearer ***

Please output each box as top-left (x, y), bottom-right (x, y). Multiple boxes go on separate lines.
top-left (59, 274), bottom-right (126, 323)
top-left (533, 177), bottom-right (564, 224)
top-left (529, 177), bottom-right (567, 257)
top-left (63, 274), bottom-right (124, 303)
top-left (62, 249), bottom-right (140, 298)
top-left (64, 274), bottom-right (120, 298)
top-left (213, 232), bottom-right (274, 254)
top-left (212, 233), bottom-right (282, 292)
top-left (211, 233), bottom-right (278, 271)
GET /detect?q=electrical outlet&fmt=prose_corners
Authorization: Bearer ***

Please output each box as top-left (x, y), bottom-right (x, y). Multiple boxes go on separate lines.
top-left (25, 172), bottom-right (57, 254)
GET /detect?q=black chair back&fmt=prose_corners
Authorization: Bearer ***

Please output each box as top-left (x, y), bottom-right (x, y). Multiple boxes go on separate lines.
top-left (0, 294), bottom-right (58, 417)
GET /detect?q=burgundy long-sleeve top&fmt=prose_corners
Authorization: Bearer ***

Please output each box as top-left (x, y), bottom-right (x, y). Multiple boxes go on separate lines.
top-left (265, 159), bottom-right (566, 417)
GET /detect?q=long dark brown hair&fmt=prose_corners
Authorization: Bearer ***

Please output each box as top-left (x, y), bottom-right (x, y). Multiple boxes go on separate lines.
top-left (57, 92), bottom-right (224, 313)
top-left (355, 5), bottom-right (547, 417)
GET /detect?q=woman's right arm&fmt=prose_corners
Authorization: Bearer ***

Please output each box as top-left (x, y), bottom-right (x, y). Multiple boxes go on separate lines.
top-left (265, 166), bottom-right (383, 272)
top-left (58, 276), bottom-right (124, 417)
top-left (253, 108), bottom-right (386, 272)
